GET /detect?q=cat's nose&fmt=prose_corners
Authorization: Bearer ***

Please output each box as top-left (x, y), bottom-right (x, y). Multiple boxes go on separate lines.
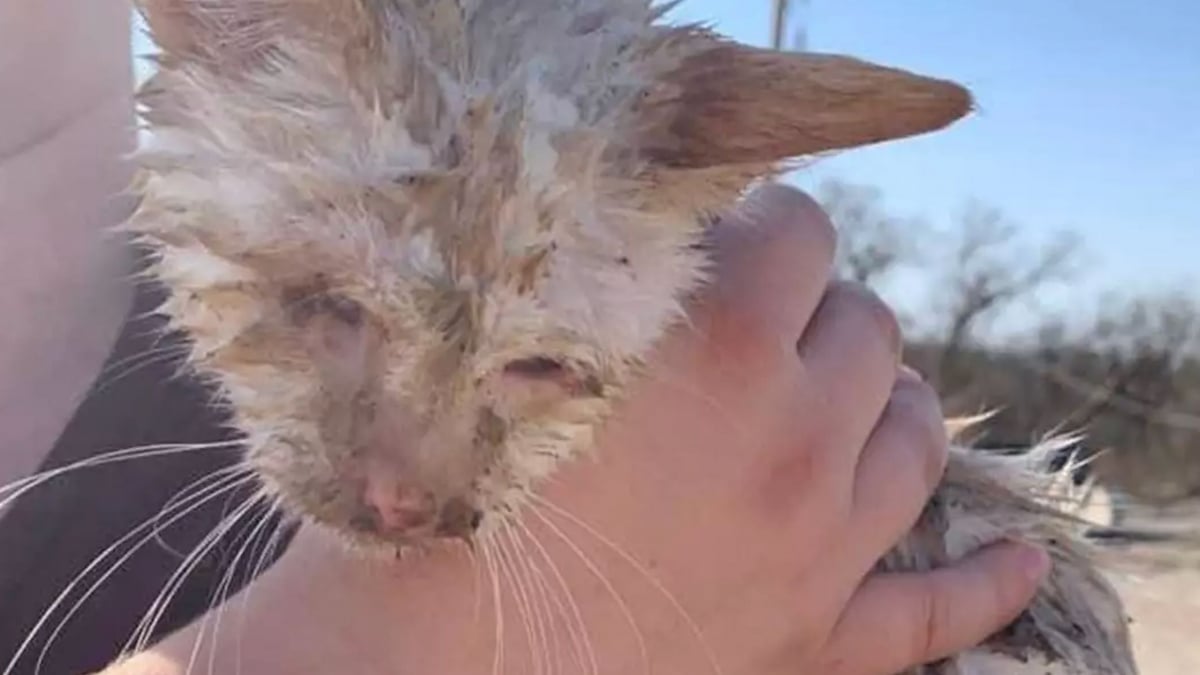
top-left (363, 478), bottom-right (438, 534)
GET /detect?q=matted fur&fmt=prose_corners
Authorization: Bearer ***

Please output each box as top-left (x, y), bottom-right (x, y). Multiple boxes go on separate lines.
top-left (122, 0), bottom-right (1134, 673)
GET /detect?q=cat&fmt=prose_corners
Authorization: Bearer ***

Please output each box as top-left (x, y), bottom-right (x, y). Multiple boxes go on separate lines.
top-left (91, 0), bottom-right (1138, 672)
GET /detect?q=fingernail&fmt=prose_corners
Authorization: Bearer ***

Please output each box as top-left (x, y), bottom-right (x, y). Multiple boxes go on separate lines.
top-left (899, 364), bottom-right (924, 382)
top-left (1016, 543), bottom-right (1051, 582)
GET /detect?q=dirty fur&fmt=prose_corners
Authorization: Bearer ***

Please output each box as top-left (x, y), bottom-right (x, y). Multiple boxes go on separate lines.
top-left (123, 0), bottom-right (1135, 672)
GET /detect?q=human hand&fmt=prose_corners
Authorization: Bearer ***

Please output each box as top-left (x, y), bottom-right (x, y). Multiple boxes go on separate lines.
top-left (105, 185), bottom-right (1047, 675)
top-left (525, 183), bottom-right (1051, 675)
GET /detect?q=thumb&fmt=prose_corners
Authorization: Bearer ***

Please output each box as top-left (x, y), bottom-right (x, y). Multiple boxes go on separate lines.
top-left (821, 540), bottom-right (1051, 675)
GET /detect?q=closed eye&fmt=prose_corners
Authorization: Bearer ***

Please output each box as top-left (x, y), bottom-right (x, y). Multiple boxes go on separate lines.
top-left (503, 357), bottom-right (567, 379)
top-left (284, 287), bottom-right (364, 327)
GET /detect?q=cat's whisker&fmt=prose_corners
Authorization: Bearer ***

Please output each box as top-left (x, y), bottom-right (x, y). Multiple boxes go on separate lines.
top-left (0, 439), bottom-right (244, 513)
top-left (513, 525), bottom-right (565, 675)
top-left (118, 474), bottom-right (260, 660)
top-left (480, 540), bottom-right (506, 675)
top-left (465, 538), bottom-right (485, 627)
top-left (120, 471), bottom-right (259, 658)
top-left (639, 365), bottom-right (755, 442)
top-left (90, 342), bottom-right (187, 389)
top-left (11, 467), bottom-right (253, 675)
top-left (492, 526), bottom-right (538, 674)
top-left (525, 503), bottom-right (650, 675)
top-left (204, 491), bottom-right (279, 675)
top-left (513, 510), bottom-right (598, 675)
top-left (89, 346), bottom-right (191, 396)
top-left (529, 493), bottom-right (725, 675)
top-left (32, 470), bottom-right (251, 674)
top-left (176, 494), bottom-right (266, 675)
top-left (234, 503), bottom-right (292, 675)
top-left (510, 516), bottom-right (588, 675)
top-left (501, 520), bottom-right (553, 675)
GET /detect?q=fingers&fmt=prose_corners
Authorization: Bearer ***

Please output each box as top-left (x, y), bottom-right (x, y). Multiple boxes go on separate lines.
top-left (821, 540), bottom-right (1052, 675)
top-left (791, 282), bottom-right (903, 481)
top-left (692, 184), bottom-right (837, 373)
top-left (844, 368), bottom-right (949, 567)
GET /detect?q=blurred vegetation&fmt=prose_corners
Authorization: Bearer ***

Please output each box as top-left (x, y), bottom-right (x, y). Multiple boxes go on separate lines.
top-left (813, 177), bottom-right (1200, 505)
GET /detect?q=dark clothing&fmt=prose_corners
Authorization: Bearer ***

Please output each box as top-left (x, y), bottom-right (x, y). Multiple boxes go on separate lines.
top-left (0, 277), bottom-right (292, 675)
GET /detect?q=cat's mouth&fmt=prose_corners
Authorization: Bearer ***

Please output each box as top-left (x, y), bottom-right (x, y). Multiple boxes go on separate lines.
top-left (343, 489), bottom-right (485, 544)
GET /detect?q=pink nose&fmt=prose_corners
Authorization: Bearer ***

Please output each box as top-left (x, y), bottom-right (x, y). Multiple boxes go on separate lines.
top-left (363, 478), bottom-right (438, 534)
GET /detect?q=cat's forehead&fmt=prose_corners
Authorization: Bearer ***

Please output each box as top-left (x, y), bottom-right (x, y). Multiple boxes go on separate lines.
top-left (132, 0), bottom-right (971, 361)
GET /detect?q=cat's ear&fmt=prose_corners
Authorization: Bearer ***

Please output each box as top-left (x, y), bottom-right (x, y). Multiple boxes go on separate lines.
top-left (640, 40), bottom-right (972, 168)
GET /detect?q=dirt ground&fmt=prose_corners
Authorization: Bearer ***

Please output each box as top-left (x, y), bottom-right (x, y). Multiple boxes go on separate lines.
top-left (1090, 498), bottom-right (1200, 674)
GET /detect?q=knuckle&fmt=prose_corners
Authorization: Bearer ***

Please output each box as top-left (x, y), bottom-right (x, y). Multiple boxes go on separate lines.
top-left (914, 578), bottom-right (952, 664)
top-left (824, 281), bottom-right (902, 355)
top-left (887, 382), bottom-right (950, 488)
top-left (783, 189), bottom-right (838, 265)
top-left (749, 183), bottom-right (837, 249)
top-left (734, 184), bottom-right (838, 278)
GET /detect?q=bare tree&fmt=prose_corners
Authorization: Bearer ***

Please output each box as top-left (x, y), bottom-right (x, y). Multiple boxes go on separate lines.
top-left (814, 178), bottom-right (919, 286)
top-left (931, 200), bottom-right (1081, 390)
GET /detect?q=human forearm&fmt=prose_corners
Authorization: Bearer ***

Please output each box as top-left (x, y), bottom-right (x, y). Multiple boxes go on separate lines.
top-left (99, 527), bottom-right (551, 675)
top-left (0, 0), bottom-right (136, 487)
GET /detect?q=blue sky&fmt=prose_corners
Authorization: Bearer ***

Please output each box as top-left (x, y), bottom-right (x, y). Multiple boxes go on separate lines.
top-left (666, 1), bottom-right (1200, 326)
top-left (131, 1), bottom-right (1199, 330)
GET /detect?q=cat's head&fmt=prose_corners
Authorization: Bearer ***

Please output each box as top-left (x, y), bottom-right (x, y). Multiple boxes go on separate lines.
top-left (128, 0), bottom-right (970, 551)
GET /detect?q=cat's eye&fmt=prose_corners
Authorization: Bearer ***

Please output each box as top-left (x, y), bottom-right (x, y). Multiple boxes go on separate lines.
top-left (285, 288), bottom-right (364, 327)
top-left (503, 357), bottom-right (567, 379)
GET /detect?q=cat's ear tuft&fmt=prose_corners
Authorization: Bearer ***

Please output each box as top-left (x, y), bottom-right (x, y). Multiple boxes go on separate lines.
top-left (639, 40), bottom-right (973, 168)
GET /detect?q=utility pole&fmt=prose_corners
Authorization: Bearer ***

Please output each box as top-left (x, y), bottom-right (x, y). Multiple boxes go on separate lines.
top-left (771, 0), bottom-right (788, 49)
top-left (771, 0), bottom-right (810, 51)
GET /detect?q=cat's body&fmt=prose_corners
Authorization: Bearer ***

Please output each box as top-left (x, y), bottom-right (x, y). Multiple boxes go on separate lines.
top-left (120, 0), bottom-right (1135, 672)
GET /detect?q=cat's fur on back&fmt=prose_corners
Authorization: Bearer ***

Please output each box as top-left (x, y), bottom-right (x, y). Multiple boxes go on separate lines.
top-left (125, 0), bottom-right (1135, 672)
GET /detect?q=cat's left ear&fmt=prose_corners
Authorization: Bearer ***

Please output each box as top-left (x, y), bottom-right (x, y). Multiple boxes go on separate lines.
top-left (639, 38), bottom-right (972, 168)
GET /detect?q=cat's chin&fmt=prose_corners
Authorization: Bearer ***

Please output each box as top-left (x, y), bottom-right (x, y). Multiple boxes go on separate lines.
top-left (302, 514), bottom-right (480, 564)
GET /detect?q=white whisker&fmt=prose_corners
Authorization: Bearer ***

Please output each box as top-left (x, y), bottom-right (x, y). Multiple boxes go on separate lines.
top-left (204, 493), bottom-right (278, 675)
top-left (481, 541), bottom-right (506, 675)
top-left (531, 494), bottom-right (725, 675)
top-left (234, 504), bottom-right (292, 675)
top-left (526, 504), bottom-right (650, 675)
top-left (493, 528), bottom-right (537, 673)
top-left (123, 477), bottom-right (259, 657)
top-left (511, 516), bottom-right (595, 675)
top-left (10, 467), bottom-right (253, 675)
top-left (500, 521), bottom-right (550, 675)
top-left (90, 348), bottom-right (191, 396)
top-left (90, 343), bottom-right (188, 391)
top-left (0, 439), bottom-right (244, 513)
top-left (179, 494), bottom-right (267, 675)
top-left (508, 519), bottom-right (573, 675)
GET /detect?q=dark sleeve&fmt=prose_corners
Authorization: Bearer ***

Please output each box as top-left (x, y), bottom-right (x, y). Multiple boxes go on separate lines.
top-left (0, 271), bottom-right (293, 675)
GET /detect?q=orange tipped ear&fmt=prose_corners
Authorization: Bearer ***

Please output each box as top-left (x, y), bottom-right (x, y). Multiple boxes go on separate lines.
top-left (640, 41), bottom-right (973, 168)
